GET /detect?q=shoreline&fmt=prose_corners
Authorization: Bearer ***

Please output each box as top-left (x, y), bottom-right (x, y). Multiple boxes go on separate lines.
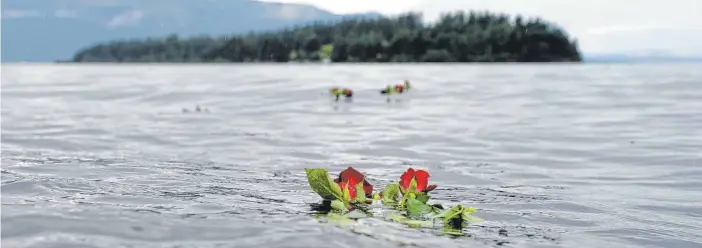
top-left (4, 61), bottom-right (701, 66)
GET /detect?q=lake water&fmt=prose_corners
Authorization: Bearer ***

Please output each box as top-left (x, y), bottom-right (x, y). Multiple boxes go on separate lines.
top-left (2, 63), bottom-right (701, 248)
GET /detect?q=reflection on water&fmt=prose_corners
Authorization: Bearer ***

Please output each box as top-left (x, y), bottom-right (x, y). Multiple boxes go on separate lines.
top-left (2, 63), bottom-right (702, 248)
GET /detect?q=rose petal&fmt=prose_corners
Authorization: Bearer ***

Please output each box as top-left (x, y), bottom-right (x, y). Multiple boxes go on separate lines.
top-left (338, 181), bottom-right (356, 200)
top-left (348, 185), bottom-right (357, 199)
top-left (424, 184), bottom-right (438, 192)
top-left (339, 167), bottom-right (365, 183)
top-left (346, 175), bottom-right (360, 200)
top-left (399, 168), bottom-right (415, 190)
top-left (338, 167), bottom-right (373, 197)
top-left (414, 170), bottom-right (430, 192)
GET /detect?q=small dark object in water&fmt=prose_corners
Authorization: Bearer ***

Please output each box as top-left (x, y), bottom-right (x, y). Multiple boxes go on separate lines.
top-left (310, 200), bottom-right (333, 213)
top-left (182, 105), bottom-right (210, 113)
top-left (447, 217), bottom-right (463, 229)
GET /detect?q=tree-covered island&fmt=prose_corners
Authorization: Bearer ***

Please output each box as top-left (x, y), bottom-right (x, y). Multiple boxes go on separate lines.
top-left (71, 11), bottom-right (582, 63)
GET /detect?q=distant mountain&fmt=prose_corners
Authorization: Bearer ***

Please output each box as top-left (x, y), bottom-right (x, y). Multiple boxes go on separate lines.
top-left (584, 53), bottom-right (702, 63)
top-left (1, 0), bottom-right (382, 62)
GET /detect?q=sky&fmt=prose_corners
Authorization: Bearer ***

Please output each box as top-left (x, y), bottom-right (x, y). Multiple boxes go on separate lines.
top-left (261, 0), bottom-right (702, 57)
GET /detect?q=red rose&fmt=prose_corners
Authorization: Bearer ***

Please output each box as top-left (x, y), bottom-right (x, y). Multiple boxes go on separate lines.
top-left (395, 84), bottom-right (405, 93)
top-left (399, 168), bottom-right (437, 193)
top-left (334, 167), bottom-right (373, 199)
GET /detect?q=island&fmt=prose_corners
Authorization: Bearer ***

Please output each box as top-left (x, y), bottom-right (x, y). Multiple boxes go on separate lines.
top-left (71, 11), bottom-right (582, 63)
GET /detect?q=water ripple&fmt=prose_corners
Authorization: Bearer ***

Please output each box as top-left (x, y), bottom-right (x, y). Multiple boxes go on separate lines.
top-left (2, 63), bottom-right (702, 248)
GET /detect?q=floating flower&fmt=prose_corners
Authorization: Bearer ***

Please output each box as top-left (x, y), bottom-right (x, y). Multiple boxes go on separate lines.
top-left (305, 167), bottom-right (373, 207)
top-left (334, 167), bottom-right (373, 199)
top-left (399, 168), bottom-right (437, 194)
top-left (305, 167), bottom-right (481, 233)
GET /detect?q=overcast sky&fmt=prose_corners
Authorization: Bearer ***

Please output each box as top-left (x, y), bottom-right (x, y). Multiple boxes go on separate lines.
top-left (262, 0), bottom-right (702, 57)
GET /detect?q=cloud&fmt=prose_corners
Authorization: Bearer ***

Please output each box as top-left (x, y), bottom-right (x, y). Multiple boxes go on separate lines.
top-left (266, 0), bottom-right (702, 56)
top-left (258, 0), bottom-right (419, 15)
top-left (2, 9), bottom-right (42, 19)
top-left (263, 4), bottom-right (316, 21)
top-left (106, 9), bottom-right (144, 28)
top-left (415, 0), bottom-right (702, 56)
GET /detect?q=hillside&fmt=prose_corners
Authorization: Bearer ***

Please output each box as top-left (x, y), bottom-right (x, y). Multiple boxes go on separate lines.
top-left (0, 0), bottom-right (381, 62)
top-left (71, 11), bottom-right (582, 63)
top-left (585, 53), bottom-right (702, 63)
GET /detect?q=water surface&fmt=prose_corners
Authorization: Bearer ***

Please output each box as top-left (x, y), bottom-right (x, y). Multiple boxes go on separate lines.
top-left (2, 63), bottom-right (701, 248)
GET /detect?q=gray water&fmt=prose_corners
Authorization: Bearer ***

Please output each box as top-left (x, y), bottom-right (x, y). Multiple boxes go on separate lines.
top-left (2, 63), bottom-right (701, 248)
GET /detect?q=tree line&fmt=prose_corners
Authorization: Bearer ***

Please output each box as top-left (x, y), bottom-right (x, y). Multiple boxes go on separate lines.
top-left (71, 11), bottom-right (582, 63)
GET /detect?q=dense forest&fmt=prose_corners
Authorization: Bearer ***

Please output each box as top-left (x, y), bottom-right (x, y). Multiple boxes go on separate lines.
top-left (71, 11), bottom-right (582, 63)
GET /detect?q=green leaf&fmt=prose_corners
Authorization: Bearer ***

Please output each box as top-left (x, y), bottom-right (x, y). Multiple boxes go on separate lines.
top-left (436, 205), bottom-right (482, 229)
top-left (346, 209), bottom-right (368, 219)
top-left (398, 190), bottom-right (415, 208)
top-left (405, 220), bottom-right (434, 228)
top-left (384, 211), bottom-right (434, 229)
top-left (327, 212), bottom-right (355, 226)
top-left (409, 177), bottom-right (418, 192)
top-left (330, 200), bottom-right (348, 212)
top-left (430, 205), bottom-right (443, 214)
top-left (305, 168), bottom-right (343, 201)
top-left (406, 198), bottom-right (433, 218)
top-left (399, 191), bottom-right (408, 208)
top-left (437, 205), bottom-right (464, 221)
top-left (331, 183), bottom-right (343, 199)
top-left (354, 182), bottom-right (366, 203)
top-left (415, 193), bottom-right (430, 204)
top-left (462, 207), bottom-right (483, 223)
top-left (380, 184), bottom-right (401, 205)
top-left (385, 212), bottom-right (408, 223)
top-left (342, 183), bottom-right (351, 202)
